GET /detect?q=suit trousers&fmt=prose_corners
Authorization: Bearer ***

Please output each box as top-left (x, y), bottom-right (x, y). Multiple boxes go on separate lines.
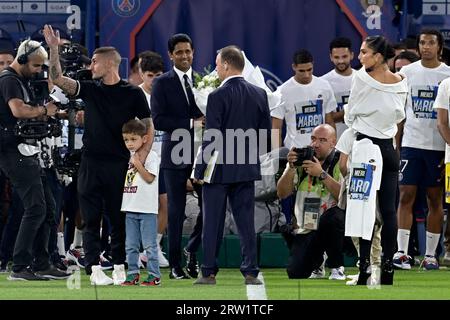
top-left (164, 168), bottom-right (203, 268)
top-left (201, 181), bottom-right (259, 278)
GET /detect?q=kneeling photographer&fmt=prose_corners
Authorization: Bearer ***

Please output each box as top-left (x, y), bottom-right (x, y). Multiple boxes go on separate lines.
top-left (277, 124), bottom-right (345, 280)
top-left (0, 39), bottom-right (69, 280)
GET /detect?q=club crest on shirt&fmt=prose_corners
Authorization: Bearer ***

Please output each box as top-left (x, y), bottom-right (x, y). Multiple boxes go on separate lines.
top-left (124, 169), bottom-right (138, 193)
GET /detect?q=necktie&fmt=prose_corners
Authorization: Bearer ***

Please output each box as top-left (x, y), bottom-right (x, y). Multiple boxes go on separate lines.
top-left (183, 74), bottom-right (196, 107)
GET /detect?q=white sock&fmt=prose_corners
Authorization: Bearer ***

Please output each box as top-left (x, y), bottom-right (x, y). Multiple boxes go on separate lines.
top-left (425, 231), bottom-right (441, 257)
top-left (73, 228), bottom-right (83, 248)
top-left (57, 232), bottom-right (66, 256)
top-left (397, 229), bottom-right (410, 254)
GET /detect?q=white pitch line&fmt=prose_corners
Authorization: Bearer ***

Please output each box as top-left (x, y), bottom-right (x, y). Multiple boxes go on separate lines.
top-left (246, 273), bottom-right (267, 300)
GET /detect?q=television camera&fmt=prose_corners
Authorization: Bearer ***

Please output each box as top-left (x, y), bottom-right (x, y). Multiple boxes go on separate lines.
top-left (51, 43), bottom-right (91, 177)
top-left (15, 66), bottom-right (62, 140)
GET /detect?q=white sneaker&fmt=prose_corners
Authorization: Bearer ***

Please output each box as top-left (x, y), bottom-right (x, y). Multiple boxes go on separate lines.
top-left (112, 264), bottom-right (126, 285)
top-left (393, 251), bottom-right (411, 270)
top-left (158, 249), bottom-right (169, 268)
top-left (308, 267), bottom-right (326, 279)
top-left (90, 265), bottom-right (113, 285)
top-left (328, 266), bottom-right (346, 280)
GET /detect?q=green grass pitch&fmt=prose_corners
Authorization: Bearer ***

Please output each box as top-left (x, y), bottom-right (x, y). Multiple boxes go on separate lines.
top-left (0, 266), bottom-right (449, 300)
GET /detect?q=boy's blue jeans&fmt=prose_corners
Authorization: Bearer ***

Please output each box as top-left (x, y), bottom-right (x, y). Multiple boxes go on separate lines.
top-left (125, 212), bottom-right (160, 278)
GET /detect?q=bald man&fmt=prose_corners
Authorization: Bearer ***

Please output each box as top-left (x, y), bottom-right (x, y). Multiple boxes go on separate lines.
top-left (277, 124), bottom-right (344, 280)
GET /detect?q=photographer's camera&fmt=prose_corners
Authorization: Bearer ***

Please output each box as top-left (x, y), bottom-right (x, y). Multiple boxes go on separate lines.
top-left (293, 145), bottom-right (314, 166)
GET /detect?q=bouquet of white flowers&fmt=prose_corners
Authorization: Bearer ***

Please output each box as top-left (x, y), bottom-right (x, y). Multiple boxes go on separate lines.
top-left (193, 68), bottom-right (221, 115)
top-left (241, 51), bottom-right (281, 110)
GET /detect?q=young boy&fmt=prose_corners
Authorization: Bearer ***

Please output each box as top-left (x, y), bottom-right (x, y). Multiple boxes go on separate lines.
top-left (121, 119), bottom-right (161, 286)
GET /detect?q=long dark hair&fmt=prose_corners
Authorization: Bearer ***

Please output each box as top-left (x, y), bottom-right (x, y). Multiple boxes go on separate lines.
top-left (364, 35), bottom-right (395, 63)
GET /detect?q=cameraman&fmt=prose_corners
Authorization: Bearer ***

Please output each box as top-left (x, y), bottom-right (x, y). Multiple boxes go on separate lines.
top-left (44, 25), bottom-right (151, 278)
top-left (0, 39), bottom-right (68, 280)
top-left (277, 124), bottom-right (345, 279)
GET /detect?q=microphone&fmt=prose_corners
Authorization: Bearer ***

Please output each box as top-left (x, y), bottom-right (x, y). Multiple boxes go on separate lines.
top-left (365, 67), bottom-right (373, 73)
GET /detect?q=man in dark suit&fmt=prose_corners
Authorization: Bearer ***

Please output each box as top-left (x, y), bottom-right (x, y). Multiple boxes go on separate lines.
top-left (151, 34), bottom-right (204, 279)
top-left (193, 46), bottom-right (271, 285)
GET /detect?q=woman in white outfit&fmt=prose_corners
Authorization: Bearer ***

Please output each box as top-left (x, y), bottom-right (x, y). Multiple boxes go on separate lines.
top-left (344, 36), bottom-right (408, 285)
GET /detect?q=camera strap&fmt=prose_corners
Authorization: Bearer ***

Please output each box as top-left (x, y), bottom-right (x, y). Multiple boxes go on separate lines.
top-left (323, 149), bottom-right (339, 175)
top-left (0, 69), bottom-right (31, 104)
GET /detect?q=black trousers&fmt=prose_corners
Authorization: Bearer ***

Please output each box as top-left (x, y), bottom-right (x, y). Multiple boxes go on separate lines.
top-left (77, 156), bottom-right (128, 270)
top-left (356, 134), bottom-right (399, 262)
top-left (0, 149), bottom-right (54, 272)
top-left (287, 206), bottom-right (345, 279)
top-left (164, 168), bottom-right (203, 268)
top-left (201, 181), bottom-right (259, 278)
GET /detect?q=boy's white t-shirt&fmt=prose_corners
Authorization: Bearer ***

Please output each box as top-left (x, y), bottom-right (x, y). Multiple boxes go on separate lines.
top-left (321, 69), bottom-right (355, 138)
top-left (121, 150), bottom-right (159, 214)
top-left (139, 85), bottom-right (164, 157)
top-left (433, 77), bottom-right (450, 162)
top-left (399, 61), bottom-right (450, 151)
top-left (271, 76), bottom-right (337, 149)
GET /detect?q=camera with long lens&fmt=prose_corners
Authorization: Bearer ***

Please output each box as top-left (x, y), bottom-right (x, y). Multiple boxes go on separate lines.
top-left (51, 43), bottom-right (90, 176)
top-left (292, 145), bottom-right (314, 166)
top-left (59, 43), bottom-right (92, 81)
top-left (55, 43), bottom-right (91, 111)
top-left (15, 66), bottom-right (62, 140)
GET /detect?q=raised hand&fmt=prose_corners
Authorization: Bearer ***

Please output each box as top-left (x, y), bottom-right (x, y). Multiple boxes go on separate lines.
top-left (43, 25), bottom-right (61, 49)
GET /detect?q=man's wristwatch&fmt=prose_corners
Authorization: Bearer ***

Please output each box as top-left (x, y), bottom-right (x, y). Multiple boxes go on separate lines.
top-left (318, 170), bottom-right (327, 181)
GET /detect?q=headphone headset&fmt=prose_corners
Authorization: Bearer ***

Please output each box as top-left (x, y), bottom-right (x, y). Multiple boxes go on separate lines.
top-left (17, 40), bottom-right (42, 65)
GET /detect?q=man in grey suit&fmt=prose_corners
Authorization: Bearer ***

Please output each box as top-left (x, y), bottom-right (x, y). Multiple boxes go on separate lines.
top-left (193, 46), bottom-right (271, 285)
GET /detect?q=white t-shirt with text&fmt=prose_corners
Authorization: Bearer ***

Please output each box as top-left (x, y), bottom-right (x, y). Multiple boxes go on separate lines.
top-left (399, 61), bottom-right (450, 151)
top-left (271, 76), bottom-right (336, 149)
